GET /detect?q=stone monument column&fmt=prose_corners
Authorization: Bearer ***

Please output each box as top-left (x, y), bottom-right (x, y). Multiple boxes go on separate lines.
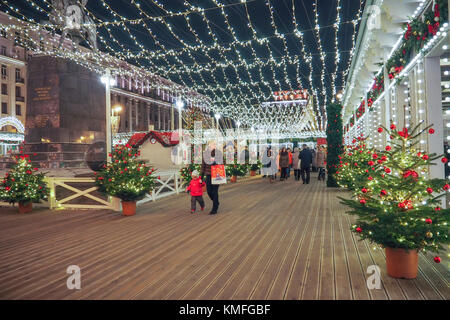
top-left (25, 56), bottom-right (106, 168)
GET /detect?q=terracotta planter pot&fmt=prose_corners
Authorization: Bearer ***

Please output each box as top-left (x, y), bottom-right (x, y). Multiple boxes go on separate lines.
top-left (250, 170), bottom-right (256, 176)
top-left (121, 201), bottom-right (137, 216)
top-left (230, 176), bottom-right (237, 183)
top-left (18, 202), bottom-right (32, 214)
top-left (385, 247), bottom-right (418, 279)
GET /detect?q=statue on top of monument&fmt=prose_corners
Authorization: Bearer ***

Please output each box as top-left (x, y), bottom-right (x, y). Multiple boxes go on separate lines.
top-left (49, 0), bottom-right (98, 51)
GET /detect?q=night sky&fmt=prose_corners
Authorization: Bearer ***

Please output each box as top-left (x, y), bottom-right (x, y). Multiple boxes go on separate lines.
top-left (2, 0), bottom-right (366, 120)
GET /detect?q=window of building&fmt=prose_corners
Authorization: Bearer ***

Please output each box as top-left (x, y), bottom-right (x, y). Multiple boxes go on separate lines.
top-left (0, 46), bottom-right (6, 56)
top-left (1, 102), bottom-right (7, 114)
top-left (1, 65), bottom-right (6, 76)
top-left (15, 86), bottom-right (21, 97)
top-left (15, 104), bottom-right (21, 116)
top-left (1, 83), bottom-right (7, 95)
top-left (15, 68), bottom-right (20, 80)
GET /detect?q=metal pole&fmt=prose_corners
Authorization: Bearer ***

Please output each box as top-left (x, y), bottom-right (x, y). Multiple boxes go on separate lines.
top-left (171, 105), bottom-right (175, 131)
top-left (105, 68), bottom-right (112, 163)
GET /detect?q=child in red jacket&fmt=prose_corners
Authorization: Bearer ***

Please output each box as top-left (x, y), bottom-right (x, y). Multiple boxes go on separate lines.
top-left (186, 170), bottom-right (205, 213)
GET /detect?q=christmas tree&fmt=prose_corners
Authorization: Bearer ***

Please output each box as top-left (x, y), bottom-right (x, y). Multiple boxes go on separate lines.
top-left (336, 137), bottom-right (378, 191)
top-left (0, 155), bottom-right (48, 205)
top-left (95, 144), bottom-right (157, 202)
top-left (180, 163), bottom-right (201, 184)
top-left (339, 123), bottom-right (450, 262)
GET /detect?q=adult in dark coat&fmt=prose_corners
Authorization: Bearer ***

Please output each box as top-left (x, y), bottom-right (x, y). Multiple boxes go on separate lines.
top-left (279, 147), bottom-right (290, 181)
top-left (299, 144), bottom-right (313, 184)
top-left (200, 141), bottom-right (223, 214)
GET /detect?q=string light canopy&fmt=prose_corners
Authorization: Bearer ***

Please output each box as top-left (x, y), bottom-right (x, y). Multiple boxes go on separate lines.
top-left (0, 0), bottom-right (366, 136)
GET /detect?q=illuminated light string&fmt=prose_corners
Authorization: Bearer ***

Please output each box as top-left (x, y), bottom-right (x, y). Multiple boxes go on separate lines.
top-left (343, 0), bottom-right (438, 125)
top-left (2, 0), bottom-right (363, 134)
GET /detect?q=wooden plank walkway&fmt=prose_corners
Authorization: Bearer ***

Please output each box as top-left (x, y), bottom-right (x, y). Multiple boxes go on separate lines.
top-left (0, 174), bottom-right (448, 300)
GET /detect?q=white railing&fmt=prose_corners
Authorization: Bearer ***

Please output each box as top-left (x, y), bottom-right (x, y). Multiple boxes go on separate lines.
top-left (0, 171), bottom-right (184, 211)
top-left (137, 171), bottom-right (185, 206)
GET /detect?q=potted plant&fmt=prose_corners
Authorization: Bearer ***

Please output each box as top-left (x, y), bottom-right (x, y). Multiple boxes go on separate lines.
top-left (0, 155), bottom-right (48, 213)
top-left (95, 144), bottom-right (157, 216)
top-left (226, 161), bottom-right (248, 183)
top-left (249, 160), bottom-right (262, 176)
top-left (339, 124), bottom-right (450, 279)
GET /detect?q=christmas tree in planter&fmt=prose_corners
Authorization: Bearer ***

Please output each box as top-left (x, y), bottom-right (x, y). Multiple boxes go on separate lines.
top-left (0, 155), bottom-right (49, 213)
top-left (226, 160), bottom-right (248, 183)
top-left (339, 123), bottom-right (450, 279)
top-left (95, 144), bottom-right (157, 216)
top-left (336, 136), bottom-right (378, 191)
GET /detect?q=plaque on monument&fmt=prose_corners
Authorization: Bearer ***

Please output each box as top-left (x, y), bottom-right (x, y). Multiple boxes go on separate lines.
top-left (25, 55), bottom-right (106, 169)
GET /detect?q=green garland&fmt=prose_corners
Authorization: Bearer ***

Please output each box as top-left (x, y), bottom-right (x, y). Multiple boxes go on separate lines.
top-left (326, 103), bottom-right (344, 187)
top-left (0, 155), bottom-right (48, 204)
top-left (226, 160), bottom-right (248, 177)
top-left (95, 144), bottom-right (157, 202)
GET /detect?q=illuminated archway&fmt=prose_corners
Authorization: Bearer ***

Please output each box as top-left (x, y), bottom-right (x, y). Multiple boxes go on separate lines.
top-left (0, 116), bottom-right (25, 134)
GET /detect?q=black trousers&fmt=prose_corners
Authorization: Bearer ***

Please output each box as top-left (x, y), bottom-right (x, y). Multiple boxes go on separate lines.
top-left (294, 169), bottom-right (301, 180)
top-left (280, 167), bottom-right (289, 180)
top-left (301, 166), bottom-right (311, 183)
top-left (206, 175), bottom-right (220, 212)
top-left (191, 195), bottom-right (205, 211)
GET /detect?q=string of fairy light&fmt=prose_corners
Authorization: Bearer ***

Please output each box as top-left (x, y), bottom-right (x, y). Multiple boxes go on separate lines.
top-left (0, 0), bottom-right (365, 135)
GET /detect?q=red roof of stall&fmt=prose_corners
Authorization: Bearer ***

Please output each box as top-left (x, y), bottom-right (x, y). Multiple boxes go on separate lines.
top-left (127, 131), bottom-right (179, 148)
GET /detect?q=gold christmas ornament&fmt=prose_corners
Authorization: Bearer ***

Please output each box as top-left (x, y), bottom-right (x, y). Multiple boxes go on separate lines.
top-left (426, 231), bottom-right (433, 238)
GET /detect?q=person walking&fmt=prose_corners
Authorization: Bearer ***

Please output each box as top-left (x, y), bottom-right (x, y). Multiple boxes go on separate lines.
top-left (185, 170), bottom-right (205, 213)
top-left (292, 147), bottom-right (300, 181)
top-left (316, 145), bottom-right (326, 181)
top-left (279, 147), bottom-right (290, 181)
top-left (287, 148), bottom-right (293, 179)
top-left (200, 141), bottom-right (223, 215)
top-left (299, 144), bottom-right (313, 184)
top-left (262, 146), bottom-right (277, 183)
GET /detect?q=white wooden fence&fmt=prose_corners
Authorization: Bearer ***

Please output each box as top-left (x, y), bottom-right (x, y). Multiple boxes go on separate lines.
top-left (0, 171), bottom-right (184, 211)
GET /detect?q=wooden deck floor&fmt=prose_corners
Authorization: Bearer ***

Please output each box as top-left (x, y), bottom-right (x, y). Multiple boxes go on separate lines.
top-left (0, 174), bottom-right (449, 300)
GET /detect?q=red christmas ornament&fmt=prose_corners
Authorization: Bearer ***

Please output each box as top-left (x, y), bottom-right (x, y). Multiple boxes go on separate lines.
top-left (368, 161), bottom-right (375, 166)
top-left (359, 199), bottom-right (366, 205)
top-left (435, 206), bottom-right (441, 211)
top-left (356, 227), bottom-right (363, 233)
top-left (441, 157), bottom-right (448, 163)
top-left (429, 128), bottom-right (435, 134)
top-left (368, 176), bottom-right (373, 180)
top-left (425, 218), bottom-right (432, 224)
top-left (380, 190), bottom-right (387, 196)
top-left (372, 154), bottom-right (378, 159)
top-left (422, 155), bottom-right (429, 160)
top-left (385, 167), bottom-right (391, 174)
top-left (426, 187), bottom-right (433, 194)
top-left (377, 127), bottom-right (383, 133)
top-left (443, 184), bottom-right (450, 191)
top-left (434, 256), bottom-right (441, 263)
top-left (385, 146), bottom-right (391, 151)
top-left (361, 188), bottom-right (368, 193)
top-left (390, 124), bottom-right (396, 130)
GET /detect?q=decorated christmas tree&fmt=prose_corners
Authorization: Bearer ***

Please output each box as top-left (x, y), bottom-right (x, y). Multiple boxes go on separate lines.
top-left (180, 163), bottom-right (201, 184)
top-left (0, 155), bottom-right (49, 212)
top-left (226, 160), bottom-right (248, 178)
top-left (95, 144), bottom-right (157, 203)
top-left (336, 136), bottom-right (378, 191)
top-left (339, 123), bottom-right (450, 266)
